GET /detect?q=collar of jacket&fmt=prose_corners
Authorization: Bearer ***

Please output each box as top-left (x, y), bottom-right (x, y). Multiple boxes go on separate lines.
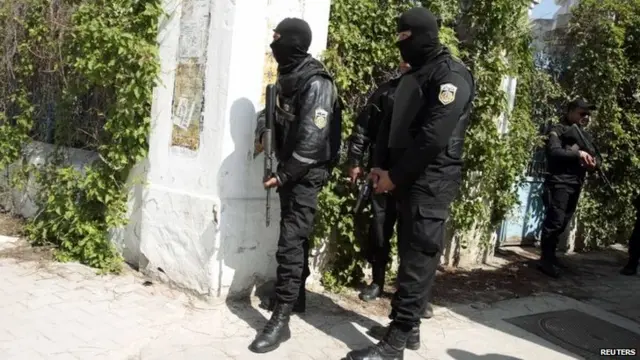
top-left (277, 56), bottom-right (325, 97)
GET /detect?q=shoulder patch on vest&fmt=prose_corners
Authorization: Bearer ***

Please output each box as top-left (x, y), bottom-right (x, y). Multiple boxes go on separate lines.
top-left (438, 83), bottom-right (457, 105)
top-left (313, 108), bottom-right (328, 129)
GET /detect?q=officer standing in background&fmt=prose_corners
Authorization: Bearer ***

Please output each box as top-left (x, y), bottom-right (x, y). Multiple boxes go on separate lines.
top-left (251, 17), bottom-right (340, 354)
top-left (345, 7), bottom-right (475, 360)
top-left (347, 61), bottom-right (435, 319)
top-left (620, 194), bottom-right (640, 276)
top-left (538, 99), bottom-right (598, 279)
top-left (347, 61), bottom-right (406, 302)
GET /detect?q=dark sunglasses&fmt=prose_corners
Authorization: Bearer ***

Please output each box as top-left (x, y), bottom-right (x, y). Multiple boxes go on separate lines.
top-left (579, 112), bottom-right (590, 117)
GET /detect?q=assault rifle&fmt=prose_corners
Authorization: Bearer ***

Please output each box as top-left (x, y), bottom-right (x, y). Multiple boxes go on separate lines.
top-left (566, 123), bottom-right (615, 194)
top-left (263, 84), bottom-right (277, 227)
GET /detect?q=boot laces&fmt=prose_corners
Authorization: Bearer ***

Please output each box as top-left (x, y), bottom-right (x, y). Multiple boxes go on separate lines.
top-left (263, 317), bottom-right (278, 333)
top-left (264, 305), bottom-right (288, 333)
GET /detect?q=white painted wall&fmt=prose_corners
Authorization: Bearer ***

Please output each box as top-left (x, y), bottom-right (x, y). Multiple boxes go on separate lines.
top-left (115, 0), bottom-right (333, 298)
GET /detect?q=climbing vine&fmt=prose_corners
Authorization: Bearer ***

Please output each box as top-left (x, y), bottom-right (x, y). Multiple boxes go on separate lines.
top-left (556, 0), bottom-right (640, 248)
top-left (316, 0), bottom-right (538, 291)
top-left (0, 0), bottom-right (162, 272)
top-left (449, 0), bottom-right (538, 245)
top-left (0, 1), bottom-right (36, 171)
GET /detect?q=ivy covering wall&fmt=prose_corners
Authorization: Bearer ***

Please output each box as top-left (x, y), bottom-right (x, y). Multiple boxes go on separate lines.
top-left (556, 0), bottom-right (640, 248)
top-left (0, 0), bottom-right (162, 272)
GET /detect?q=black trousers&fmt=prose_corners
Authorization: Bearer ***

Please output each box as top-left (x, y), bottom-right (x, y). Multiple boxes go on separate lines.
top-left (390, 196), bottom-right (447, 327)
top-left (629, 211), bottom-right (640, 264)
top-left (274, 166), bottom-right (329, 304)
top-left (364, 192), bottom-right (397, 267)
top-left (540, 182), bottom-right (582, 260)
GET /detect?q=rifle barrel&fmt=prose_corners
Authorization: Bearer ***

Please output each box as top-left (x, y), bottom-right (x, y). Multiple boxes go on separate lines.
top-left (264, 84), bottom-right (277, 227)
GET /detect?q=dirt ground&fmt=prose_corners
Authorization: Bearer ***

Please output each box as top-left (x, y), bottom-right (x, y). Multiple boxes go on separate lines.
top-left (329, 245), bottom-right (633, 317)
top-left (0, 211), bottom-right (55, 262)
top-left (0, 208), bottom-right (24, 237)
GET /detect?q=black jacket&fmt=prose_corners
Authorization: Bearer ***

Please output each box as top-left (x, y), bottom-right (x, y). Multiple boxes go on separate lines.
top-left (255, 56), bottom-right (338, 186)
top-left (378, 50), bottom-right (475, 207)
top-left (346, 76), bottom-right (401, 169)
top-left (545, 119), bottom-right (598, 186)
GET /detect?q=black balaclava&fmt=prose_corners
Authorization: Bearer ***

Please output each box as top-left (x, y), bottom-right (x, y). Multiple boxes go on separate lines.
top-left (396, 7), bottom-right (442, 68)
top-left (271, 18), bottom-right (312, 74)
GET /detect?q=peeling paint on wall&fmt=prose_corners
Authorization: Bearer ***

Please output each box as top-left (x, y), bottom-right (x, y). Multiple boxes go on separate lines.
top-left (170, 0), bottom-right (212, 151)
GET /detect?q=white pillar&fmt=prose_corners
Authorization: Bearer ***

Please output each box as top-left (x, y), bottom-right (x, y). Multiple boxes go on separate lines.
top-left (120, 0), bottom-right (332, 299)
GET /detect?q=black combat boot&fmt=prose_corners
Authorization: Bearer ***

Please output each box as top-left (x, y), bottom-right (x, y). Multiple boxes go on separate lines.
top-left (537, 255), bottom-right (560, 278)
top-left (359, 264), bottom-right (385, 302)
top-left (347, 323), bottom-right (411, 360)
top-left (367, 324), bottom-right (420, 351)
top-left (550, 254), bottom-right (569, 269)
top-left (422, 303), bottom-right (434, 319)
top-left (249, 302), bottom-right (293, 353)
top-left (620, 258), bottom-right (638, 276)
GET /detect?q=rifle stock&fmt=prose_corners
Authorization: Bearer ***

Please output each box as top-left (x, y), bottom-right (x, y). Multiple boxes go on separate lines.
top-left (264, 84), bottom-right (277, 227)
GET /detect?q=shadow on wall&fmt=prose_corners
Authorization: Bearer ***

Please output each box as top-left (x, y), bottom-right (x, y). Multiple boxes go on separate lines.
top-left (216, 97), bottom-right (279, 299)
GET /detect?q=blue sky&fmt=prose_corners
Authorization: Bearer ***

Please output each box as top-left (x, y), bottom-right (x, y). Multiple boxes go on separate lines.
top-left (530, 0), bottom-right (560, 19)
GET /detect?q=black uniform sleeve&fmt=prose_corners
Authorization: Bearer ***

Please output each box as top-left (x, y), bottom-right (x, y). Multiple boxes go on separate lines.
top-left (372, 108), bottom-right (391, 169)
top-left (346, 106), bottom-right (373, 167)
top-left (388, 70), bottom-right (472, 187)
top-left (547, 124), bottom-right (580, 162)
top-left (275, 76), bottom-right (335, 185)
top-left (346, 84), bottom-right (389, 167)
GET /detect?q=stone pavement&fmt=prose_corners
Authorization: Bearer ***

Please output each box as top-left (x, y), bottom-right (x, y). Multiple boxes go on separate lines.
top-left (1, 237), bottom-right (639, 360)
top-left (542, 246), bottom-right (640, 325)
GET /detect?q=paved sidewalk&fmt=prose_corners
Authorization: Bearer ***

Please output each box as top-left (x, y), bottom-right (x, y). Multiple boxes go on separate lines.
top-left (1, 238), bottom-right (639, 360)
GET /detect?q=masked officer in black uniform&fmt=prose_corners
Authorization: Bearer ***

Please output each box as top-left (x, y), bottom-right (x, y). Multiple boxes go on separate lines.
top-left (538, 99), bottom-right (598, 278)
top-left (347, 61), bottom-right (406, 301)
top-left (345, 7), bottom-right (475, 360)
top-left (621, 195), bottom-right (640, 276)
top-left (347, 61), bottom-right (435, 319)
top-left (250, 17), bottom-right (340, 354)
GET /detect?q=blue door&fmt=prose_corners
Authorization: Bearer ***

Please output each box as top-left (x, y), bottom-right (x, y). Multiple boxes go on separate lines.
top-left (498, 149), bottom-right (547, 247)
